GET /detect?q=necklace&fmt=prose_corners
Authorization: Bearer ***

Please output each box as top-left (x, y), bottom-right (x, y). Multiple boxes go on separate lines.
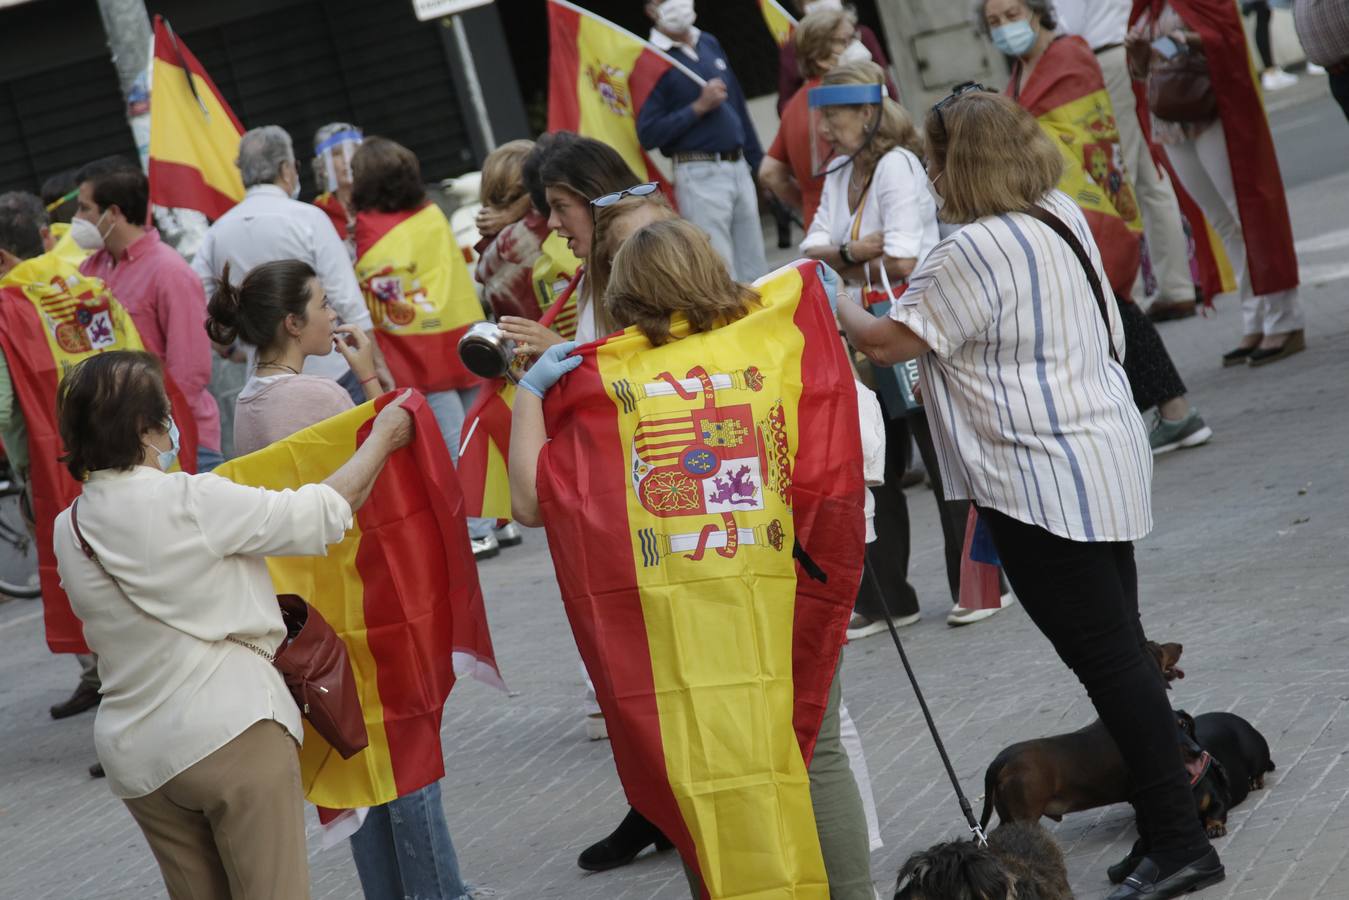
top-left (257, 360), bottom-right (300, 376)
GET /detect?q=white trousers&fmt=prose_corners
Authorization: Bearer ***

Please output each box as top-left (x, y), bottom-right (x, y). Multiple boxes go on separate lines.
top-left (1097, 45), bottom-right (1195, 303)
top-left (674, 158), bottom-right (769, 283)
top-left (1163, 122), bottom-right (1304, 336)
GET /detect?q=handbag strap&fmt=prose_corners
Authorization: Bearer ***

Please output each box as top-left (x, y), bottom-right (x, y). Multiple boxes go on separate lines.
top-left (1020, 205), bottom-right (1121, 363)
top-left (71, 499), bottom-right (276, 664)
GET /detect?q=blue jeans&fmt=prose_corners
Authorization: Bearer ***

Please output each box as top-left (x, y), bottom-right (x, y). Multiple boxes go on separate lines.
top-left (195, 446), bottom-right (224, 473)
top-left (349, 781), bottom-right (470, 900)
top-left (673, 158), bottom-right (768, 282)
top-left (427, 388), bottom-right (493, 540)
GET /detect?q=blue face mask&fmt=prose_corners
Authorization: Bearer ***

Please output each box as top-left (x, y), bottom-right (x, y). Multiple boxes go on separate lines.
top-left (991, 19), bottom-right (1037, 57)
top-left (154, 417), bottom-right (181, 471)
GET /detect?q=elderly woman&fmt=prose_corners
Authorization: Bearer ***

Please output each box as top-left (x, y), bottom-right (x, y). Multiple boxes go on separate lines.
top-left (836, 91), bottom-right (1222, 900)
top-left (52, 350), bottom-right (411, 900)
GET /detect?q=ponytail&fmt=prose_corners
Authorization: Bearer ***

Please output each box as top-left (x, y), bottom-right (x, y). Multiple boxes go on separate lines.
top-left (204, 259), bottom-right (317, 351)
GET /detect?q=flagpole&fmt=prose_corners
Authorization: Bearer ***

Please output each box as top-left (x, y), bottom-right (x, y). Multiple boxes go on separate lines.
top-left (447, 14), bottom-right (497, 155)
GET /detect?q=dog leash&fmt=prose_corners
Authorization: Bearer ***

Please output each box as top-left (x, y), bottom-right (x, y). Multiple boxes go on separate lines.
top-left (864, 558), bottom-right (989, 847)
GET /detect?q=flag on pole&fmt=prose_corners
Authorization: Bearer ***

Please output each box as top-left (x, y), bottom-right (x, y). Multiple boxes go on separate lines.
top-left (0, 253), bottom-right (198, 655)
top-left (148, 16), bottom-right (245, 219)
top-left (215, 391), bottom-right (504, 810)
top-left (547, 0), bottom-right (703, 185)
top-left (534, 260), bottom-right (864, 897)
top-left (758, 0), bottom-right (799, 47)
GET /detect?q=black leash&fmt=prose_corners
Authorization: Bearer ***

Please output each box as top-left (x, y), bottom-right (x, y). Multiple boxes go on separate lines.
top-left (863, 558), bottom-right (988, 847)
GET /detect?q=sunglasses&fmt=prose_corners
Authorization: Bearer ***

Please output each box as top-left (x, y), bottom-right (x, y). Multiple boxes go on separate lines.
top-left (931, 81), bottom-right (995, 134)
top-left (590, 182), bottom-right (659, 219)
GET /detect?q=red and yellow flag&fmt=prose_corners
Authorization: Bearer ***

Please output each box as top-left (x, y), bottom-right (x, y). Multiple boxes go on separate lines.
top-left (215, 391), bottom-right (503, 808)
top-left (0, 253), bottom-right (198, 655)
top-left (759, 0), bottom-right (799, 47)
top-left (148, 16), bottom-right (245, 219)
top-left (1010, 36), bottom-right (1144, 296)
top-left (460, 271), bottom-right (582, 520)
top-left (355, 204), bottom-right (485, 393)
top-left (547, 0), bottom-right (698, 186)
top-left (534, 260), bottom-right (864, 897)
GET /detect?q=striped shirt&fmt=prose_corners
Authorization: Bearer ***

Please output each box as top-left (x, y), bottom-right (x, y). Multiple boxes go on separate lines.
top-left (890, 191), bottom-right (1152, 543)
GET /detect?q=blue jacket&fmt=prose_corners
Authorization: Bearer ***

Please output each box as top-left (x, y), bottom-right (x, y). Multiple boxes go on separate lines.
top-left (636, 31), bottom-right (764, 171)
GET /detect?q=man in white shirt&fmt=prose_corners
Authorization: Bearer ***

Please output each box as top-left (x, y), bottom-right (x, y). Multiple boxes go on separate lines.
top-left (192, 126), bottom-right (393, 399)
top-left (1056, 0), bottom-right (1199, 320)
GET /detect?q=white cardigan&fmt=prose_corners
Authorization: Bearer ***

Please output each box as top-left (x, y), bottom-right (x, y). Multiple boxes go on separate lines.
top-left (54, 466), bottom-right (352, 798)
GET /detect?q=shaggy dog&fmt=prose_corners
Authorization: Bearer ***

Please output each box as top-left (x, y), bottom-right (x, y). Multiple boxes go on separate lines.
top-left (894, 822), bottom-right (1071, 900)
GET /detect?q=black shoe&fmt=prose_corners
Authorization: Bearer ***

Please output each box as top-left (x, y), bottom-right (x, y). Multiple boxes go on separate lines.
top-left (1108, 839), bottom-right (1149, 884)
top-left (50, 682), bottom-right (102, 720)
top-left (89, 762), bottom-right (105, 778)
top-left (1221, 345), bottom-right (1256, 367)
top-left (577, 808), bottom-right (674, 872)
top-left (1106, 849), bottom-right (1224, 900)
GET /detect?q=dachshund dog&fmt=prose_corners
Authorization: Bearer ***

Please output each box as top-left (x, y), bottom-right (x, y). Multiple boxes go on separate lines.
top-left (894, 822), bottom-right (1071, 900)
top-left (1177, 709), bottom-right (1275, 837)
top-left (979, 641), bottom-right (1185, 830)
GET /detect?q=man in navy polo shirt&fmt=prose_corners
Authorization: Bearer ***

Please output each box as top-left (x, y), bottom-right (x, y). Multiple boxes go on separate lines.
top-left (637, 0), bottom-right (769, 281)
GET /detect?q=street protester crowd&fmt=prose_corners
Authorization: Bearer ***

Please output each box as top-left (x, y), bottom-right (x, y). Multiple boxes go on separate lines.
top-left (2, 0), bottom-right (1346, 898)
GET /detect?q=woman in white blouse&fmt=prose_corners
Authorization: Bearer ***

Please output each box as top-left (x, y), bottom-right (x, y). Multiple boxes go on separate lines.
top-left (52, 350), bottom-right (412, 900)
top-left (837, 90), bottom-right (1221, 900)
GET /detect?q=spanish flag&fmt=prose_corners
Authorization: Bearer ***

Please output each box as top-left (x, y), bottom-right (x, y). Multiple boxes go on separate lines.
top-left (547, 0), bottom-right (697, 186)
top-left (1010, 35), bottom-right (1144, 296)
top-left (759, 0), bottom-right (798, 47)
top-left (148, 16), bottom-right (245, 219)
top-left (215, 391), bottom-right (503, 809)
top-left (460, 271), bottom-right (582, 520)
top-left (0, 254), bottom-right (198, 655)
top-left (534, 260), bottom-right (864, 897)
top-left (355, 203), bottom-right (485, 392)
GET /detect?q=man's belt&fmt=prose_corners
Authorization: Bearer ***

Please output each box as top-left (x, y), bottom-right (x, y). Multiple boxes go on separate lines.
top-left (673, 149), bottom-right (743, 164)
top-left (1093, 41), bottom-right (1124, 55)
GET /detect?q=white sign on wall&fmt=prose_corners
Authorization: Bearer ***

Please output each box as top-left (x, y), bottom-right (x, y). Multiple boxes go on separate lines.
top-left (411, 0), bottom-right (494, 21)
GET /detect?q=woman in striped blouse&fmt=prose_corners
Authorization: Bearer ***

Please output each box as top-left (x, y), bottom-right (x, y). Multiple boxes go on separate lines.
top-left (836, 90), bottom-right (1222, 900)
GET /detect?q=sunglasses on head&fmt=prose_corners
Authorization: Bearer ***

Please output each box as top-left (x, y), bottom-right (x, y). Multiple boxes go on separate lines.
top-left (590, 182), bottom-right (659, 219)
top-left (931, 81), bottom-right (995, 134)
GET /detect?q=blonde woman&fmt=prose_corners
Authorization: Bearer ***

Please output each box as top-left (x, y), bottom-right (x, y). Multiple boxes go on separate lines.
top-left (837, 90), bottom-right (1221, 899)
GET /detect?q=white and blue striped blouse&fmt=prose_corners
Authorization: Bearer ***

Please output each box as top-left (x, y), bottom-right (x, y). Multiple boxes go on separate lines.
top-left (891, 191), bottom-right (1153, 543)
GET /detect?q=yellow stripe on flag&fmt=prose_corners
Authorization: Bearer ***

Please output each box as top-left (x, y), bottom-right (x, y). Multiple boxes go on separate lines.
top-left (148, 57), bottom-right (244, 205)
top-left (759, 0), bottom-right (798, 47)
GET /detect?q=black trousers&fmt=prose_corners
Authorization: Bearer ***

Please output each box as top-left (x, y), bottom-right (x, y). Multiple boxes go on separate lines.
top-left (1331, 70), bottom-right (1349, 124)
top-left (980, 508), bottom-right (1210, 861)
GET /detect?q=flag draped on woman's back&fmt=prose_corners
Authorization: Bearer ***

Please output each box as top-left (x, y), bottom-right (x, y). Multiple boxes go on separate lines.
top-left (547, 0), bottom-right (701, 187)
top-left (534, 260), bottom-right (864, 898)
top-left (215, 391), bottom-right (503, 809)
top-left (148, 16), bottom-right (245, 219)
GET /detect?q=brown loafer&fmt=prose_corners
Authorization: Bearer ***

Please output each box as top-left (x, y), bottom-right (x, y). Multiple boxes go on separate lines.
top-left (1147, 299), bottom-right (1197, 322)
top-left (50, 682), bottom-right (102, 720)
top-left (1249, 330), bottom-right (1306, 367)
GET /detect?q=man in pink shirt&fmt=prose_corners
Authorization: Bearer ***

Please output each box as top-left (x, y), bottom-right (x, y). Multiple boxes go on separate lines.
top-left (74, 163), bottom-right (222, 469)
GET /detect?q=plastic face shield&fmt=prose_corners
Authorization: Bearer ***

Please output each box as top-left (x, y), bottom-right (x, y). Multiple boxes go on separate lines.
top-left (315, 129), bottom-right (362, 194)
top-left (807, 82), bottom-right (884, 178)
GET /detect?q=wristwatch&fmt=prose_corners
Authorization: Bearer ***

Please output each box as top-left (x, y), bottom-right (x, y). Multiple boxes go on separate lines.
top-left (839, 241), bottom-right (855, 265)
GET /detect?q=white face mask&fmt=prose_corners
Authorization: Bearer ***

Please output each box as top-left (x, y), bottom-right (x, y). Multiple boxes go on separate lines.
top-left (70, 211), bottom-right (110, 251)
top-left (803, 0), bottom-right (843, 13)
top-left (287, 162), bottom-right (302, 200)
top-left (837, 39), bottom-right (871, 66)
top-left (658, 0), bottom-right (696, 34)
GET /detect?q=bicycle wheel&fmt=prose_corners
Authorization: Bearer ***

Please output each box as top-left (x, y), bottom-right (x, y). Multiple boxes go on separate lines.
top-left (0, 491), bottom-right (40, 599)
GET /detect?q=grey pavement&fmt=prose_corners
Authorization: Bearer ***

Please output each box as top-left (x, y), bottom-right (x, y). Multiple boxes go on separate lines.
top-left (2, 93), bottom-right (1348, 899)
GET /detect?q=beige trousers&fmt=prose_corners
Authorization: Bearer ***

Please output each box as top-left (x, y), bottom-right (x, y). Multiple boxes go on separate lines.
top-left (123, 719), bottom-right (310, 900)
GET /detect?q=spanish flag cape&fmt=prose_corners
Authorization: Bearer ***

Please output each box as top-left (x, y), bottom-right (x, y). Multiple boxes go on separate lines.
top-left (533, 230), bottom-right (582, 315)
top-left (547, 0), bottom-right (698, 188)
top-left (1130, 0), bottom-right (1298, 299)
top-left (1010, 35), bottom-right (1144, 296)
top-left (313, 192), bottom-right (351, 242)
top-left (148, 16), bottom-right (245, 219)
top-left (215, 391), bottom-right (503, 809)
top-left (759, 0), bottom-right (798, 47)
top-left (0, 253), bottom-right (198, 654)
top-left (535, 260), bottom-right (864, 898)
top-left (354, 203), bottom-right (485, 393)
top-left (460, 269), bottom-right (584, 520)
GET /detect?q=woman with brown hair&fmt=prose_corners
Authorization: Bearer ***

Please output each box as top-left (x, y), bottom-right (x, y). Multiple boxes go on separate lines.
top-left (837, 89), bottom-right (1221, 899)
top-left (473, 138), bottom-right (552, 321)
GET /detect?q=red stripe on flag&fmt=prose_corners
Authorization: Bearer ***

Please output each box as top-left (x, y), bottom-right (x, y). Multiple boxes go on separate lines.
top-left (546, 2), bottom-right (583, 132)
top-left (459, 380), bottom-right (513, 518)
top-left (148, 159), bottom-right (239, 222)
top-left (152, 16), bottom-right (245, 133)
top-left (374, 323), bottom-right (482, 394)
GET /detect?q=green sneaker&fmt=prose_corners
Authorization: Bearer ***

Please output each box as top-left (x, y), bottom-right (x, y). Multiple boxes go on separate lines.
top-left (1150, 410), bottom-right (1213, 455)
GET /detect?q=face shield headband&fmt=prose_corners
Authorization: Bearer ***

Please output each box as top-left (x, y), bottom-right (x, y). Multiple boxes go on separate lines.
top-left (807, 82), bottom-right (885, 178)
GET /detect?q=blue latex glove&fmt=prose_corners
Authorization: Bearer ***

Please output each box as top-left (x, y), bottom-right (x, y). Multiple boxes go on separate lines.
top-left (519, 341), bottom-right (582, 399)
top-left (816, 262), bottom-right (842, 311)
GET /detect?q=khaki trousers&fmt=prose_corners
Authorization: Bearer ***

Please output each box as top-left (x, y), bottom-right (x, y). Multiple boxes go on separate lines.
top-left (123, 719), bottom-right (310, 900)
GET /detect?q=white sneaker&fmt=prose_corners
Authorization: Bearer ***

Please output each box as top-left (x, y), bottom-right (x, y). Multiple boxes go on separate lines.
top-left (494, 521), bottom-right (523, 548)
top-left (1306, 62), bottom-right (1326, 76)
top-left (846, 612), bottom-right (918, 641)
top-left (946, 592), bottom-right (1016, 627)
top-left (471, 532), bottom-right (500, 560)
top-left (1261, 69), bottom-right (1298, 91)
top-left (585, 713), bottom-right (609, 741)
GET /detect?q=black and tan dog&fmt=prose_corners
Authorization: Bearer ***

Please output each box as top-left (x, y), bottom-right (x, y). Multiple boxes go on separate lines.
top-left (1177, 709), bottom-right (1276, 837)
top-left (978, 641), bottom-right (1186, 830)
top-left (894, 822), bottom-right (1071, 900)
